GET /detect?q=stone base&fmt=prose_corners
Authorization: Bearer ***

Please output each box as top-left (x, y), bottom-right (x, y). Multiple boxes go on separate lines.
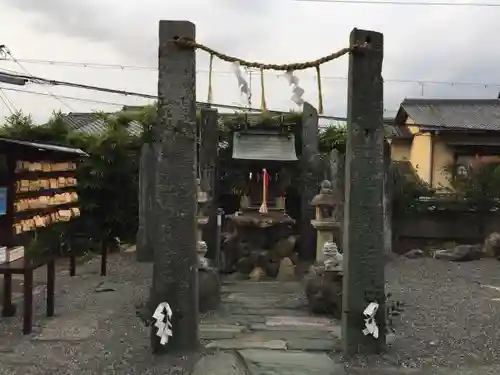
top-left (199, 269), bottom-right (221, 313)
top-left (304, 266), bottom-right (342, 319)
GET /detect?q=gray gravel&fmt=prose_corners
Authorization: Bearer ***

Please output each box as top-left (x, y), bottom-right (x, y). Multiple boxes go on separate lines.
top-left (347, 256), bottom-right (500, 371)
top-left (1, 252), bottom-right (500, 374)
top-left (0, 252), bottom-right (199, 375)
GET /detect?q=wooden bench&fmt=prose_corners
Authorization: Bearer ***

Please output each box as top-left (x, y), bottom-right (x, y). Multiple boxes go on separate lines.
top-left (0, 255), bottom-right (56, 335)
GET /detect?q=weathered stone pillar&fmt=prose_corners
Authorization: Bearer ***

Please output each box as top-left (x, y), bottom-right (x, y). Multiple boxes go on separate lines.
top-left (329, 149), bottom-right (344, 248)
top-left (341, 28), bottom-right (386, 355)
top-left (149, 20), bottom-right (199, 353)
top-left (136, 142), bottom-right (156, 262)
top-left (383, 140), bottom-right (392, 258)
top-left (300, 102), bottom-right (320, 260)
top-left (199, 108), bottom-right (219, 261)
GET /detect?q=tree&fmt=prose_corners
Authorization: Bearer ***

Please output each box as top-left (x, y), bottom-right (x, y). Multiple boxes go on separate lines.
top-left (318, 124), bottom-right (347, 153)
top-left (446, 160), bottom-right (500, 211)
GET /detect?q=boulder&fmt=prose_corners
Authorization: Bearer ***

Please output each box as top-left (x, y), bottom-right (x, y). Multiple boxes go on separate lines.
top-left (276, 257), bottom-right (296, 281)
top-left (434, 244), bottom-right (482, 262)
top-left (304, 266), bottom-right (343, 319)
top-left (249, 249), bottom-right (271, 268)
top-left (235, 257), bottom-right (254, 274)
top-left (483, 232), bottom-right (500, 258)
top-left (249, 267), bottom-right (266, 281)
top-left (272, 236), bottom-right (297, 259)
top-left (404, 249), bottom-right (425, 259)
top-left (199, 269), bottom-right (221, 313)
top-left (265, 259), bottom-right (280, 278)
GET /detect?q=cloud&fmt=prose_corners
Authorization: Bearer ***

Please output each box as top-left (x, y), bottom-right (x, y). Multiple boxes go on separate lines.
top-left (1, 0), bottom-right (500, 122)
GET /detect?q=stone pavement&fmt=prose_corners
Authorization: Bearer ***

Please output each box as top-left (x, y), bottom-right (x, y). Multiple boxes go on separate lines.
top-left (195, 279), bottom-right (500, 375)
top-left (199, 280), bottom-right (345, 374)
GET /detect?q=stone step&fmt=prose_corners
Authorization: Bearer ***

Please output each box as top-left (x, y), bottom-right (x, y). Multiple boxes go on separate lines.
top-left (200, 325), bottom-right (339, 341)
top-left (192, 349), bottom-right (346, 375)
top-left (265, 315), bottom-right (337, 328)
top-left (204, 336), bottom-right (340, 352)
top-left (219, 307), bottom-right (311, 317)
top-left (240, 349), bottom-right (345, 375)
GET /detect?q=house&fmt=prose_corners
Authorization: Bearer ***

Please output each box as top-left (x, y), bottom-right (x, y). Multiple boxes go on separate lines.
top-left (388, 98), bottom-right (500, 190)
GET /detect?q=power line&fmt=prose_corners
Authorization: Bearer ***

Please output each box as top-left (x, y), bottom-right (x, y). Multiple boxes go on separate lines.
top-left (5, 57), bottom-right (500, 88)
top-left (0, 88), bottom-right (16, 115)
top-left (293, 0), bottom-right (500, 6)
top-left (1, 47), bottom-right (76, 112)
top-left (0, 88), bottom-right (17, 112)
top-left (0, 86), bottom-right (135, 107)
top-left (0, 84), bottom-right (349, 121)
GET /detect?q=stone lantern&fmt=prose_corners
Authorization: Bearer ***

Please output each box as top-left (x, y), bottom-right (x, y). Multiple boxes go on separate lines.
top-left (310, 180), bottom-right (341, 262)
top-left (197, 178), bottom-right (210, 242)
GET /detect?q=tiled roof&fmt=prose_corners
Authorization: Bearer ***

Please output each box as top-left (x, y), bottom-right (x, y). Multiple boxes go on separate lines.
top-left (62, 112), bottom-right (142, 136)
top-left (64, 109), bottom-right (406, 140)
top-left (397, 98), bottom-right (500, 131)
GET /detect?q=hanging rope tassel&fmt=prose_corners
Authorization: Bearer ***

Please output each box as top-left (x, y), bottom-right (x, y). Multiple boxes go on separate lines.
top-left (260, 68), bottom-right (267, 112)
top-left (207, 54), bottom-right (214, 103)
top-left (315, 65), bottom-right (324, 114)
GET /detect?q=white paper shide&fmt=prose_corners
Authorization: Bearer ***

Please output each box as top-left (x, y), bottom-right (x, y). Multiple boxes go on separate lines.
top-left (362, 302), bottom-right (379, 339)
top-left (153, 302), bottom-right (173, 345)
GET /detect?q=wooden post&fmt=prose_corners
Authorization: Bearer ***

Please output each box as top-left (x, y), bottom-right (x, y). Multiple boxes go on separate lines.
top-left (100, 238), bottom-right (107, 277)
top-left (23, 269), bottom-right (33, 335)
top-left (300, 102), bottom-right (320, 260)
top-left (149, 20), bottom-right (199, 354)
top-left (341, 28), bottom-right (386, 355)
top-left (46, 259), bottom-right (55, 317)
top-left (199, 108), bottom-right (219, 261)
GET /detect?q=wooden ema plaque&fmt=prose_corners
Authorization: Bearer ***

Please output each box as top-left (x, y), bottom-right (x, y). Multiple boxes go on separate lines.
top-left (12, 160), bottom-right (81, 235)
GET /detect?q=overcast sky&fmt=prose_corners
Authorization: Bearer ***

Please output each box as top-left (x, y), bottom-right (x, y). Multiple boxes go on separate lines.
top-left (1, 0), bottom-right (500, 124)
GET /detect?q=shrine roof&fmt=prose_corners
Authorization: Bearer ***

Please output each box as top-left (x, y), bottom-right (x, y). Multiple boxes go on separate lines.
top-left (232, 130), bottom-right (298, 161)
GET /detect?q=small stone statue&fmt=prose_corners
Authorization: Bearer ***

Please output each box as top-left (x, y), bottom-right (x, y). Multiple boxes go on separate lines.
top-left (323, 241), bottom-right (343, 272)
top-left (198, 240), bottom-right (209, 269)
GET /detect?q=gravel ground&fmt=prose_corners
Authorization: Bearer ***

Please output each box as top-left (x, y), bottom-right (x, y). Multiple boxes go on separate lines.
top-left (1, 251), bottom-right (500, 374)
top-left (0, 252), bottom-right (199, 375)
top-left (347, 256), bottom-right (500, 371)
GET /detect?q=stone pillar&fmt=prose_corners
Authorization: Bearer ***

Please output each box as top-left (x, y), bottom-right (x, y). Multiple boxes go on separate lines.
top-left (149, 20), bottom-right (199, 353)
top-left (383, 140), bottom-right (392, 258)
top-left (329, 149), bottom-right (340, 193)
top-left (341, 28), bottom-right (385, 355)
top-left (329, 149), bottom-right (344, 248)
top-left (300, 102), bottom-right (320, 260)
top-left (136, 142), bottom-right (156, 262)
top-left (199, 108), bottom-right (219, 261)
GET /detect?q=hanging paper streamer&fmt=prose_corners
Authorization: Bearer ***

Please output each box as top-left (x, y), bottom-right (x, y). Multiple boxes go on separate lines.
top-left (315, 65), bottom-right (324, 114)
top-left (362, 302), bottom-right (379, 339)
top-left (260, 68), bottom-right (267, 111)
top-left (207, 54), bottom-right (214, 103)
top-left (231, 62), bottom-right (251, 105)
top-left (153, 302), bottom-right (173, 345)
top-left (283, 70), bottom-right (304, 107)
top-left (259, 168), bottom-right (269, 214)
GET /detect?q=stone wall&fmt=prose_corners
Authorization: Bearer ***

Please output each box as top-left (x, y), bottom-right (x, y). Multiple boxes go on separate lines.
top-left (393, 211), bottom-right (500, 253)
